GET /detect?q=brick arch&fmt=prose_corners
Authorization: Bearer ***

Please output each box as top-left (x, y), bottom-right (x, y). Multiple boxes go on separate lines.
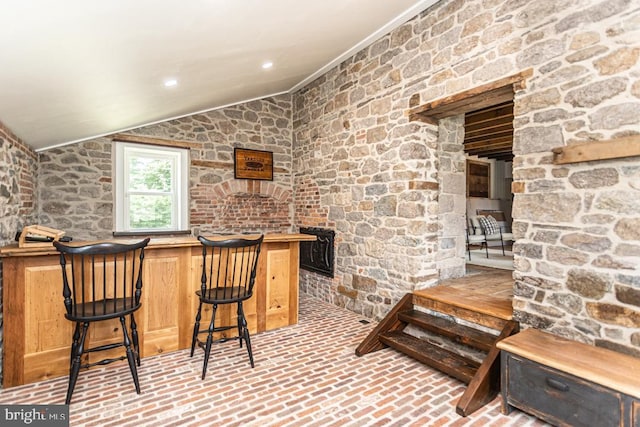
top-left (212, 180), bottom-right (291, 202)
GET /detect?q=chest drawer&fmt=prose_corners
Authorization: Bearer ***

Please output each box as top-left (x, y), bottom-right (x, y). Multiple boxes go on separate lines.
top-left (506, 354), bottom-right (623, 427)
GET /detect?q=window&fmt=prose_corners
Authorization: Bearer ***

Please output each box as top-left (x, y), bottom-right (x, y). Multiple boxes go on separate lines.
top-left (115, 142), bottom-right (189, 233)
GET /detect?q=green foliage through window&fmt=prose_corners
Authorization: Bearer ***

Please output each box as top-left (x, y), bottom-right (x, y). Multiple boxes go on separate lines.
top-left (128, 157), bottom-right (173, 192)
top-left (129, 195), bottom-right (172, 229)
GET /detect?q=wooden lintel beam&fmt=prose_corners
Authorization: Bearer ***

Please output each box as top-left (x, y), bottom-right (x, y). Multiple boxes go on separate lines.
top-left (552, 136), bottom-right (640, 165)
top-left (408, 113), bottom-right (438, 126)
top-left (112, 133), bottom-right (201, 149)
top-left (406, 68), bottom-right (533, 119)
top-left (191, 159), bottom-right (233, 170)
top-left (429, 87), bottom-right (514, 120)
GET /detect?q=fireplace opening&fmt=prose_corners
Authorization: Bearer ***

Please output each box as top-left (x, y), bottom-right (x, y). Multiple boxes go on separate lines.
top-left (299, 227), bottom-right (335, 278)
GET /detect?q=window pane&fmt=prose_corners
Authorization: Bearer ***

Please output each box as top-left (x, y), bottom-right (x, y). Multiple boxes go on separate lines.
top-left (129, 194), bottom-right (173, 229)
top-left (129, 156), bottom-right (173, 192)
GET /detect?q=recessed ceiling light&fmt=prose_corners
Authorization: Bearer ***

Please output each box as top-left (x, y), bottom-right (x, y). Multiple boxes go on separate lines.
top-left (262, 62), bottom-right (273, 70)
top-left (164, 79), bottom-right (178, 87)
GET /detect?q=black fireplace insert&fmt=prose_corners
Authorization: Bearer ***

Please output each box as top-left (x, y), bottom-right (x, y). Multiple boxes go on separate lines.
top-left (299, 227), bottom-right (335, 278)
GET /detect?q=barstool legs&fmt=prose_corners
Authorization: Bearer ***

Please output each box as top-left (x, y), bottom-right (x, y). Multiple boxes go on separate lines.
top-left (66, 322), bottom-right (88, 405)
top-left (201, 305), bottom-right (218, 380)
top-left (120, 316), bottom-right (141, 395)
top-left (238, 303), bottom-right (254, 368)
top-left (190, 302), bottom-right (203, 357)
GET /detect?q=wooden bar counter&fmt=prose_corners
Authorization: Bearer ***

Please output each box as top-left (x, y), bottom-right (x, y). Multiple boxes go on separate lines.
top-left (0, 233), bottom-right (315, 388)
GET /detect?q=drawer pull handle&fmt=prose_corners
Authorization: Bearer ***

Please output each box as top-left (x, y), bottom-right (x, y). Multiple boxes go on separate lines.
top-left (546, 377), bottom-right (569, 392)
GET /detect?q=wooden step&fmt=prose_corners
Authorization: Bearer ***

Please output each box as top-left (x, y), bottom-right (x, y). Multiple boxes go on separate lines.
top-left (413, 289), bottom-right (511, 330)
top-left (378, 330), bottom-right (480, 384)
top-left (398, 309), bottom-right (496, 353)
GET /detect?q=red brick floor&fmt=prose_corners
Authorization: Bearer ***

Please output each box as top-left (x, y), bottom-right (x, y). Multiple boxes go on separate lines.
top-left (0, 294), bottom-right (549, 426)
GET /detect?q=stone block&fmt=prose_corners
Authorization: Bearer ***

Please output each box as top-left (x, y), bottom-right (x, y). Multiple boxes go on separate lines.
top-left (586, 302), bottom-right (640, 328)
top-left (514, 87), bottom-right (561, 115)
top-left (547, 246), bottom-right (589, 266)
top-left (514, 309), bottom-right (555, 329)
top-left (548, 293), bottom-right (583, 315)
top-left (589, 102), bottom-right (640, 130)
top-left (352, 275), bottom-right (377, 292)
top-left (569, 168), bottom-right (619, 189)
top-left (560, 233), bottom-right (612, 252)
top-left (567, 269), bottom-right (611, 299)
top-left (512, 193), bottom-right (581, 222)
top-left (337, 285), bottom-right (358, 300)
top-left (513, 125), bottom-right (564, 155)
top-left (614, 218), bottom-right (640, 241)
top-left (594, 47), bottom-right (639, 75)
top-left (516, 39), bottom-right (565, 68)
top-left (565, 77), bottom-right (627, 108)
top-left (595, 190), bottom-right (640, 214)
top-left (374, 195), bottom-right (397, 217)
top-left (615, 285), bottom-right (640, 307)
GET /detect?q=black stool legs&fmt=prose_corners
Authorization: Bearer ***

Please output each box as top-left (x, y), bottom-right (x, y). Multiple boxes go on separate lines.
top-left (65, 317), bottom-right (141, 404)
top-left (66, 322), bottom-right (88, 404)
top-left (190, 301), bottom-right (255, 379)
top-left (120, 316), bottom-right (141, 395)
top-left (237, 302), bottom-right (254, 368)
top-left (190, 302), bottom-right (203, 357)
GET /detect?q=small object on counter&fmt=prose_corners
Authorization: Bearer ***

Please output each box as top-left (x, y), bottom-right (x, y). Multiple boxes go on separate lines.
top-left (16, 225), bottom-right (66, 248)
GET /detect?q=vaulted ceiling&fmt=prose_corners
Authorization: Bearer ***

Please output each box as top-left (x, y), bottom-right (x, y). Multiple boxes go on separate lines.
top-left (0, 0), bottom-right (439, 151)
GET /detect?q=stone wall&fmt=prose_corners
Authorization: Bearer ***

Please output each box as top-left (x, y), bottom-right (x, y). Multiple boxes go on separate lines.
top-left (0, 120), bottom-right (38, 384)
top-left (437, 115), bottom-right (467, 280)
top-left (39, 138), bottom-right (113, 240)
top-left (39, 95), bottom-right (294, 239)
top-left (293, 0), bottom-right (640, 355)
top-left (0, 121), bottom-right (38, 245)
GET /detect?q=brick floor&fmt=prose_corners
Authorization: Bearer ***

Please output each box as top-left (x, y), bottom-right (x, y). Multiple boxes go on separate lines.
top-left (0, 294), bottom-right (549, 426)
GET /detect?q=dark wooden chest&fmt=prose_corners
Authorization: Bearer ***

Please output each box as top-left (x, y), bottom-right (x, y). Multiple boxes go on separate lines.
top-left (498, 329), bottom-right (640, 427)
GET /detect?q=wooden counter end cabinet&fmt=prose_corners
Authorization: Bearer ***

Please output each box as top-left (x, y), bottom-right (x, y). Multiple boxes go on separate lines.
top-left (0, 234), bottom-right (315, 388)
top-left (498, 328), bottom-right (640, 427)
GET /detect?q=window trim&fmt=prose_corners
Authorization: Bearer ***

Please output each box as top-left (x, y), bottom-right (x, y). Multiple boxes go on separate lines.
top-left (114, 142), bottom-right (190, 233)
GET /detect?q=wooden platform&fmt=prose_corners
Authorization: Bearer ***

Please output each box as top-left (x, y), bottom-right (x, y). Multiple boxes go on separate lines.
top-left (356, 267), bottom-right (517, 417)
top-left (414, 267), bottom-right (513, 323)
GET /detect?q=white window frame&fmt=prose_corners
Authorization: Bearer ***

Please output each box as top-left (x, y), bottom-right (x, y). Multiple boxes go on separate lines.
top-left (115, 142), bottom-right (189, 233)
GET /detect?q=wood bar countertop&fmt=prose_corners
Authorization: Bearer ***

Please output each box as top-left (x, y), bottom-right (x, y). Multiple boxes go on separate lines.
top-left (0, 233), bottom-right (316, 257)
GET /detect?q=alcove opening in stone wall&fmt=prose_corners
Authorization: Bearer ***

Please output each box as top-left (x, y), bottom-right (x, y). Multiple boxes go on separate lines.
top-left (408, 70), bottom-right (529, 281)
top-left (463, 101), bottom-right (514, 270)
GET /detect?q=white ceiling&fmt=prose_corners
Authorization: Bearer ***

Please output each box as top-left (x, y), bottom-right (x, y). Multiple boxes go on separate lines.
top-left (0, 0), bottom-right (439, 151)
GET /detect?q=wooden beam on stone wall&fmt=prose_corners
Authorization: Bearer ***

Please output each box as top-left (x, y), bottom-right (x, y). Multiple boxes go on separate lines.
top-left (406, 68), bottom-right (533, 123)
top-left (552, 136), bottom-right (640, 165)
top-left (192, 159), bottom-right (289, 174)
top-left (112, 133), bottom-right (201, 149)
top-left (191, 159), bottom-right (233, 170)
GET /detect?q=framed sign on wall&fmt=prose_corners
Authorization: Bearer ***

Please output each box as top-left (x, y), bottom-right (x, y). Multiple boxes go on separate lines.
top-left (467, 160), bottom-right (490, 198)
top-left (234, 148), bottom-right (273, 180)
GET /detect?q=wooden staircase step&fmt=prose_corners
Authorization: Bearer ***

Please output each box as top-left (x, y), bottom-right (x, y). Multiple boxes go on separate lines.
top-left (398, 309), bottom-right (497, 353)
top-left (413, 286), bottom-right (513, 325)
top-left (378, 330), bottom-right (480, 384)
top-left (413, 292), bottom-right (511, 330)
